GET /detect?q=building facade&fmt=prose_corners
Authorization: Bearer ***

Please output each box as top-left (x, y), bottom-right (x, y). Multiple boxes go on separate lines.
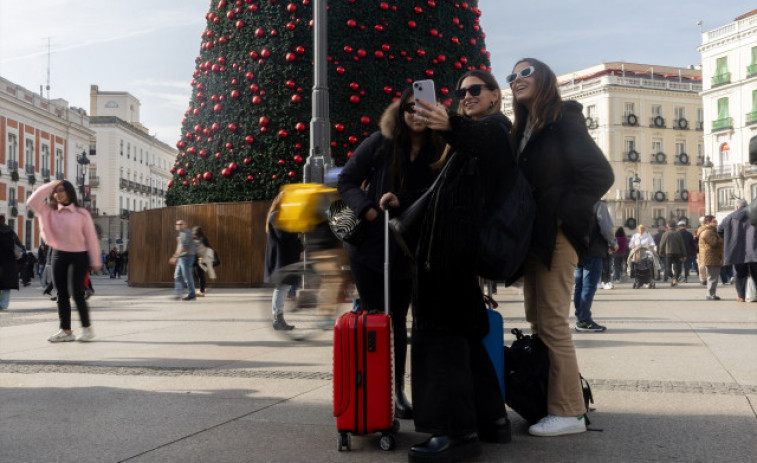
top-left (504, 62), bottom-right (705, 231)
top-left (698, 10), bottom-right (757, 220)
top-left (88, 85), bottom-right (176, 251)
top-left (0, 76), bottom-right (94, 250)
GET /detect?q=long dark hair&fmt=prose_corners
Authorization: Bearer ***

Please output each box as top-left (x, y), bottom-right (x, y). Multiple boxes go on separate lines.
top-left (432, 69), bottom-right (502, 169)
top-left (58, 180), bottom-right (79, 207)
top-left (388, 87), bottom-right (444, 189)
top-left (615, 227), bottom-right (626, 238)
top-left (192, 226), bottom-right (210, 247)
top-left (510, 58), bottom-right (563, 141)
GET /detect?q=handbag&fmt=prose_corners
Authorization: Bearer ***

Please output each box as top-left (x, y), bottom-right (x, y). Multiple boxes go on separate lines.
top-left (327, 199), bottom-right (365, 245)
top-left (212, 248), bottom-right (221, 267)
top-left (14, 244), bottom-right (23, 261)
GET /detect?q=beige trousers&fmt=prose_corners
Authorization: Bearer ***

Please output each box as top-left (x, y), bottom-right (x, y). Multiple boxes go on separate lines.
top-left (523, 229), bottom-right (586, 417)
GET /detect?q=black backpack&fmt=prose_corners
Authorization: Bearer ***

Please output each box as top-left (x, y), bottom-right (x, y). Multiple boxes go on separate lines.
top-left (504, 328), bottom-right (594, 425)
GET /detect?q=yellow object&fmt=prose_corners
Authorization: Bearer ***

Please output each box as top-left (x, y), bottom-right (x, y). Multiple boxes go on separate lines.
top-left (275, 183), bottom-right (338, 232)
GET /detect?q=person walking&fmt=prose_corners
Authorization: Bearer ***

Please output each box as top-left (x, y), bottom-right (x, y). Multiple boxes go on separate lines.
top-left (0, 215), bottom-right (22, 310)
top-left (508, 58), bottom-right (613, 437)
top-left (718, 199), bottom-right (757, 301)
top-left (27, 180), bottom-right (102, 342)
top-left (677, 221), bottom-right (696, 283)
top-left (410, 70), bottom-right (515, 460)
top-left (574, 201), bottom-right (616, 332)
top-left (192, 226), bottom-right (216, 297)
top-left (699, 215), bottom-right (724, 300)
top-left (613, 227), bottom-right (628, 282)
top-left (264, 193), bottom-right (300, 331)
top-left (695, 217), bottom-right (708, 285)
top-left (659, 220), bottom-right (687, 286)
top-left (169, 220), bottom-right (196, 301)
top-left (337, 87), bottom-right (444, 421)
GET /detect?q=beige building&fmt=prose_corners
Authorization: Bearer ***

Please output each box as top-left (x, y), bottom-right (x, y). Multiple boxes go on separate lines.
top-left (504, 62), bottom-right (705, 231)
top-left (88, 85), bottom-right (176, 251)
top-left (698, 9), bottom-right (757, 220)
top-left (0, 75), bottom-right (94, 249)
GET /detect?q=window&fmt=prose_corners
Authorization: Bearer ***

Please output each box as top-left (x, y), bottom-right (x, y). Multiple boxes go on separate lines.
top-left (748, 90), bottom-right (757, 125)
top-left (25, 139), bottom-right (34, 169)
top-left (674, 107), bottom-right (685, 120)
top-left (714, 98), bottom-right (731, 130)
top-left (41, 144), bottom-right (50, 172)
top-left (24, 220), bottom-right (32, 249)
top-left (652, 139), bottom-right (662, 154)
top-left (717, 187), bottom-right (734, 210)
top-left (6, 133), bottom-right (18, 165)
top-left (55, 148), bottom-right (64, 174)
top-left (749, 47), bottom-right (757, 77)
top-left (720, 142), bottom-right (731, 164)
top-left (713, 56), bottom-right (730, 86)
top-left (127, 144), bottom-right (130, 159)
top-left (624, 102), bottom-right (635, 116)
top-left (676, 177), bottom-right (686, 193)
top-left (651, 105), bottom-right (662, 117)
top-left (653, 177), bottom-right (663, 192)
top-left (624, 137), bottom-right (636, 158)
top-left (8, 186), bottom-right (17, 206)
top-left (140, 149), bottom-right (143, 164)
top-left (120, 140), bottom-right (124, 156)
top-left (675, 142), bottom-right (685, 155)
top-left (698, 144), bottom-right (703, 157)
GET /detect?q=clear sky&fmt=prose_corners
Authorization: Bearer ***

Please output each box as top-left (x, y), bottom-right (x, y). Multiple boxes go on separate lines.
top-left (0, 0), bottom-right (752, 147)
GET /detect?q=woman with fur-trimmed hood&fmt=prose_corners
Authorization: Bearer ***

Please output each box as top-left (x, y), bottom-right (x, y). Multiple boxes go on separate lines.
top-left (337, 87), bottom-right (444, 419)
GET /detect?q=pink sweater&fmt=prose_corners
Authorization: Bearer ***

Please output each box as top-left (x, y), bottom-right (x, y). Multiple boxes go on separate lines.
top-left (27, 181), bottom-right (101, 268)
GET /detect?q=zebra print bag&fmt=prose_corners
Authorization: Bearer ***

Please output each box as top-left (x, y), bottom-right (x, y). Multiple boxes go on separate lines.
top-left (327, 199), bottom-right (365, 245)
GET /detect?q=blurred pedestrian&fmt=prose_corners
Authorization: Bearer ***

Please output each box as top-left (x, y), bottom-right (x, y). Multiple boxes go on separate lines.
top-left (718, 199), bottom-right (757, 301)
top-left (192, 226), bottom-right (216, 297)
top-left (659, 220), bottom-right (686, 286)
top-left (264, 193), bottom-right (300, 331)
top-left (0, 215), bottom-right (23, 310)
top-left (169, 219), bottom-right (196, 301)
top-left (677, 221), bottom-right (696, 283)
top-left (613, 227), bottom-right (628, 281)
top-left (699, 216), bottom-right (724, 300)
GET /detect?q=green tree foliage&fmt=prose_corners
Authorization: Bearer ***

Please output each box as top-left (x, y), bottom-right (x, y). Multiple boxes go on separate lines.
top-left (167, 0), bottom-right (490, 205)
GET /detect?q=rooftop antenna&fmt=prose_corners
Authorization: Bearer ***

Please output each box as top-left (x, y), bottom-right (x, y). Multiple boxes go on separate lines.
top-left (45, 37), bottom-right (51, 99)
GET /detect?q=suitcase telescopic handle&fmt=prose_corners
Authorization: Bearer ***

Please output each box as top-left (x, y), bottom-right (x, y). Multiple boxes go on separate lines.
top-left (384, 209), bottom-right (390, 316)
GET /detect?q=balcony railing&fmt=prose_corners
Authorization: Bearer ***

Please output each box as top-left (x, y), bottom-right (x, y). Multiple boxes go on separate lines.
top-left (673, 153), bottom-right (691, 165)
top-left (25, 164), bottom-right (35, 175)
top-left (712, 117), bottom-right (733, 131)
top-left (89, 176), bottom-right (100, 187)
top-left (41, 168), bottom-right (50, 179)
top-left (128, 181), bottom-right (135, 190)
top-left (120, 178), bottom-right (127, 189)
top-left (8, 199), bottom-right (17, 207)
top-left (7, 160), bottom-right (18, 171)
top-left (696, 121), bottom-right (704, 131)
top-left (55, 172), bottom-right (64, 180)
top-left (673, 118), bottom-right (689, 130)
top-left (120, 209), bottom-right (130, 219)
top-left (649, 116), bottom-right (666, 128)
top-left (650, 152), bottom-right (667, 164)
top-left (747, 111), bottom-right (757, 126)
top-left (712, 72), bottom-right (731, 87)
top-left (623, 150), bottom-right (641, 163)
top-left (673, 190), bottom-right (690, 202)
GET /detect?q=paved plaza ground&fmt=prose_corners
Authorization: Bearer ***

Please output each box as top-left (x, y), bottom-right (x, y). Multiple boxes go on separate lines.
top-left (1, 274), bottom-right (755, 462)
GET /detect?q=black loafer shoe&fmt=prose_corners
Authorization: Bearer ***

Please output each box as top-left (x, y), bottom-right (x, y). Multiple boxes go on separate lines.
top-left (478, 416), bottom-right (512, 444)
top-left (408, 433), bottom-right (480, 462)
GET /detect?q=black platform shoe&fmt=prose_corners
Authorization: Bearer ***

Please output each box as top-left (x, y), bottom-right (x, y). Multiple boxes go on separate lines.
top-left (478, 416), bottom-right (512, 444)
top-left (408, 433), bottom-right (480, 463)
top-left (395, 381), bottom-right (413, 419)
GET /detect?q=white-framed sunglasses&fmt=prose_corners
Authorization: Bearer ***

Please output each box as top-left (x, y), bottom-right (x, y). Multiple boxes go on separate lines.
top-left (505, 66), bottom-right (535, 86)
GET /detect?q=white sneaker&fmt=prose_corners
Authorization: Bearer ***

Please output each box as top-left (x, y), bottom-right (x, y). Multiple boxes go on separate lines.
top-left (602, 282), bottom-right (614, 290)
top-left (528, 414), bottom-right (587, 437)
top-left (48, 330), bottom-right (75, 343)
top-left (78, 327), bottom-right (95, 342)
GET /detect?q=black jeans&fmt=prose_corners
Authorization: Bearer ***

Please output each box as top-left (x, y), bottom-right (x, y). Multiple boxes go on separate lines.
top-left (52, 250), bottom-right (91, 330)
top-left (664, 254), bottom-right (683, 281)
top-left (193, 257), bottom-right (206, 293)
top-left (348, 258), bottom-right (412, 383)
top-left (412, 330), bottom-right (506, 435)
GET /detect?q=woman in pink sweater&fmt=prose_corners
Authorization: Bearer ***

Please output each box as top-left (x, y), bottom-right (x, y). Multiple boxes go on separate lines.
top-left (28, 180), bottom-right (102, 342)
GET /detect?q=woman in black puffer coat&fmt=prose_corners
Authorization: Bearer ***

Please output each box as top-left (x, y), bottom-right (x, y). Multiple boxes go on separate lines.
top-left (410, 70), bottom-right (517, 462)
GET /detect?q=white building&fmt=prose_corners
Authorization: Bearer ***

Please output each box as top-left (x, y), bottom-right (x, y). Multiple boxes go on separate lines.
top-left (88, 85), bottom-right (176, 251)
top-left (698, 9), bottom-right (757, 220)
top-left (0, 75), bottom-right (94, 249)
top-left (504, 62), bottom-right (705, 231)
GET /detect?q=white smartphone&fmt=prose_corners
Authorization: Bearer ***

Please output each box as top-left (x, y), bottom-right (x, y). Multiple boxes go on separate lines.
top-left (412, 79), bottom-right (436, 106)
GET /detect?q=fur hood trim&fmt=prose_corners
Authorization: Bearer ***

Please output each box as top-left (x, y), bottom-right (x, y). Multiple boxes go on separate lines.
top-left (379, 100), bottom-right (401, 140)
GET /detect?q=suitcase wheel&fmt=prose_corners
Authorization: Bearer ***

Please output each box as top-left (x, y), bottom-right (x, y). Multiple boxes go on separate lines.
top-left (337, 433), bottom-right (351, 452)
top-left (379, 433), bottom-right (396, 451)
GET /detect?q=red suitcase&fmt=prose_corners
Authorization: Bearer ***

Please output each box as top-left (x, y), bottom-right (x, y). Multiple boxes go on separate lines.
top-left (334, 210), bottom-right (397, 451)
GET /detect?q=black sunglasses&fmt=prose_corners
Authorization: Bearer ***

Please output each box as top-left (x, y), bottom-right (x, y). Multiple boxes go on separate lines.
top-left (505, 66), bottom-right (535, 86)
top-left (401, 102), bottom-right (416, 114)
top-left (454, 84), bottom-right (493, 99)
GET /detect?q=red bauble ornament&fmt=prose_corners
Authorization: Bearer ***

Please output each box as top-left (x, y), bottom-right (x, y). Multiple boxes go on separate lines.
top-left (214, 104), bottom-right (222, 113)
top-left (383, 86), bottom-right (393, 94)
top-left (335, 123), bottom-right (345, 132)
top-left (182, 180), bottom-right (189, 187)
top-left (255, 27), bottom-right (264, 37)
top-left (251, 96), bottom-right (262, 105)
top-left (167, 180), bottom-right (174, 188)
top-left (374, 50), bottom-right (384, 59)
top-left (235, 20), bottom-right (245, 29)
top-left (425, 69), bottom-right (434, 77)
top-left (357, 49), bottom-right (367, 57)
top-left (285, 52), bottom-right (296, 62)
top-left (286, 3), bottom-right (296, 12)
top-left (244, 157), bottom-right (251, 165)
top-left (286, 80), bottom-right (296, 89)
top-left (176, 141), bottom-right (186, 150)
top-left (245, 135), bottom-right (255, 144)
top-left (278, 130), bottom-right (288, 138)
top-left (203, 171), bottom-right (213, 181)
top-left (349, 82), bottom-right (359, 91)
top-left (170, 166), bottom-right (176, 174)
top-left (230, 90), bottom-right (240, 99)
top-left (379, 2), bottom-right (389, 10)
top-left (229, 162), bottom-right (238, 171)
top-left (350, 95), bottom-right (360, 104)
top-left (278, 159), bottom-right (286, 166)
top-left (293, 155), bottom-right (303, 163)
top-left (249, 50), bottom-right (259, 60)
top-left (221, 168), bottom-right (231, 177)
top-left (336, 66), bottom-right (346, 75)
top-left (407, 20), bottom-right (417, 29)
top-left (295, 122), bottom-right (306, 131)
top-left (177, 168), bottom-right (186, 177)
top-left (228, 123), bottom-right (238, 132)
top-left (291, 94), bottom-right (302, 103)
top-left (199, 150), bottom-right (207, 158)
top-left (348, 136), bottom-right (358, 144)
top-left (247, 175), bottom-right (254, 181)
top-left (343, 45), bottom-right (353, 54)
top-left (360, 116), bottom-right (370, 125)
top-left (272, 174), bottom-right (278, 179)
top-left (459, 56), bottom-right (468, 64)
top-left (215, 152), bottom-right (222, 158)
top-left (287, 171), bottom-right (296, 178)
top-left (211, 122), bottom-right (220, 132)
top-left (261, 49), bottom-right (271, 58)
top-left (259, 116), bottom-right (269, 126)
top-left (187, 146), bottom-right (197, 155)
top-left (295, 46), bottom-right (305, 55)
top-left (346, 19), bottom-right (357, 28)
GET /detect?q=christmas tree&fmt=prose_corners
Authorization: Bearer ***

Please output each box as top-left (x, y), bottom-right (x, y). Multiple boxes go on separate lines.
top-left (166, 0), bottom-right (490, 205)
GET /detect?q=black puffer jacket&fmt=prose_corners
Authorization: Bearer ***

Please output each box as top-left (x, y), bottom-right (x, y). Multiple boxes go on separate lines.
top-left (516, 101), bottom-right (614, 268)
top-left (414, 112), bottom-right (517, 337)
top-left (0, 225), bottom-right (22, 291)
top-left (337, 101), bottom-right (437, 280)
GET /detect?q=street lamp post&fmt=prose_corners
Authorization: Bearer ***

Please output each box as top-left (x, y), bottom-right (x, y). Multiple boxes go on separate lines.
top-left (703, 156), bottom-right (714, 214)
top-left (632, 172), bottom-right (642, 228)
top-left (77, 150), bottom-right (90, 207)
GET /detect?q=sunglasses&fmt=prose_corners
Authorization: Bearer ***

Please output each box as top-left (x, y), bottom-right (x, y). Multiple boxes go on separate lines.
top-left (401, 102), bottom-right (416, 114)
top-left (454, 84), bottom-right (493, 99)
top-left (505, 66), bottom-right (535, 86)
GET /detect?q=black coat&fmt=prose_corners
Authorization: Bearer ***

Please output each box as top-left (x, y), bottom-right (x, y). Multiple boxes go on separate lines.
top-left (337, 127), bottom-right (436, 280)
top-left (0, 225), bottom-right (21, 291)
top-left (263, 211), bottom-right (302, 284)
top-left (718, 207), bottom-right (757, 265)
top-left (516, 101), bottom-right (614, 268)
top-left (414, 112), bottom-right (517, 337)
